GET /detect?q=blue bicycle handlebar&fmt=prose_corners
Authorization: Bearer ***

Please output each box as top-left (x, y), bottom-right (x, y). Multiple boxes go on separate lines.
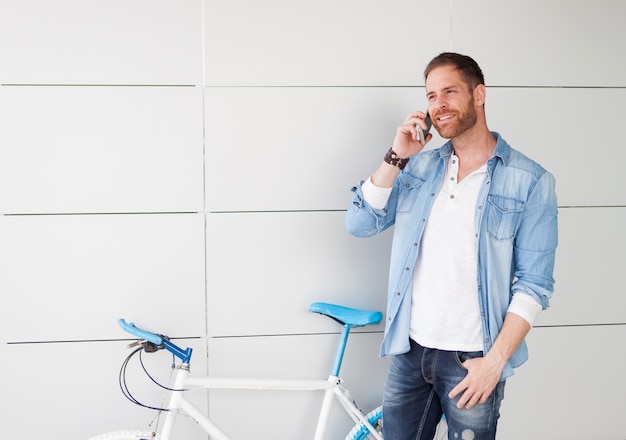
top-left (118, 318), bottom-right (193, 363)
top-left (118, 319), bottom-right (164, 346)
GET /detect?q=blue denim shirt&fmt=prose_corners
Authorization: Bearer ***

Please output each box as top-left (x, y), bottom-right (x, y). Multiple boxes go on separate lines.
top-left (345, 133), bottom-right (558, 379)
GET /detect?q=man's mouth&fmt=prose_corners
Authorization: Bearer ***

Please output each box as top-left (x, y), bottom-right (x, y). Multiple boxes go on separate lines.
top-left (436, 114), bottom-right (455, 122)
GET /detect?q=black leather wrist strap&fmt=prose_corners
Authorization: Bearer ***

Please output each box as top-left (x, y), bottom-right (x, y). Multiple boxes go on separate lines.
top-left (383, 148), bottom-right (409, 170)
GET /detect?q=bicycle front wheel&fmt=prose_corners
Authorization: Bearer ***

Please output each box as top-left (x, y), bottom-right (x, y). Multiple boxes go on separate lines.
top-left (87, 430), bottom-right (160, 440)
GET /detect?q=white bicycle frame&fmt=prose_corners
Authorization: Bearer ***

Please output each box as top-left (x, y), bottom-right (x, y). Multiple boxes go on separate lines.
top-left (114, 302), bottom-right (384, 440)
top-left (158, 367), bottom-right (382, 440)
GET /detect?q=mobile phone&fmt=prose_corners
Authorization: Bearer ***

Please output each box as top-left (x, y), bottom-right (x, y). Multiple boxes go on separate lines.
top-left (417, 114), bottom-right (432, 145)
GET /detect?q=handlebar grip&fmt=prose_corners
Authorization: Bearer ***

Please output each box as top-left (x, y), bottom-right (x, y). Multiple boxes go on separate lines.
top-left (118, 318), bottom-right (163, 346)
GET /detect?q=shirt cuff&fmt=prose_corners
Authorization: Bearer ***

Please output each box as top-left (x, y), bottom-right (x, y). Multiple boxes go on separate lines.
top-left (362, 176), bottom-right (393, 210)
top-left (507, 293), bottom-right (542, 326)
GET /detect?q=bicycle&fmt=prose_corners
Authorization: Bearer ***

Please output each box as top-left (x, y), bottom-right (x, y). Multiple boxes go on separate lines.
top-left (88, 302), bottom-right (448, 440)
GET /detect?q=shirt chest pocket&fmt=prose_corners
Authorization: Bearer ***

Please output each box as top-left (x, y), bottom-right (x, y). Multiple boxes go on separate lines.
top-left (397, 174), bottom-right (426, 213)
top-left (485, 195), bottom-right (525, 240)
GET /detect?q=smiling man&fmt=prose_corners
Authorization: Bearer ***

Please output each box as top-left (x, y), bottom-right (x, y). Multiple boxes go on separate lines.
top-left (345, 53), bottom-right (558, 439)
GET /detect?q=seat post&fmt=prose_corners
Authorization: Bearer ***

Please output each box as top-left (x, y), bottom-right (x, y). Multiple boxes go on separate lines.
top-left (330, 324), bottom-right (353, 377)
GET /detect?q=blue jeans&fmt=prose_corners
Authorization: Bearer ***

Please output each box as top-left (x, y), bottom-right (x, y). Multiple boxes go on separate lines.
top-left (382, 339), bottom-right (505, 440)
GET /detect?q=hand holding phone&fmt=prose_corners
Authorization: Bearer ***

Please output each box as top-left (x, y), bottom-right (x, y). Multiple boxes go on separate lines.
top-left (417, 114), bottom-right (432, 145)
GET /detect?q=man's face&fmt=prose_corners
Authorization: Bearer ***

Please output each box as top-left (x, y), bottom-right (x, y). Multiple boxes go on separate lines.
top-left (425, 65), bottom-right (478, 139)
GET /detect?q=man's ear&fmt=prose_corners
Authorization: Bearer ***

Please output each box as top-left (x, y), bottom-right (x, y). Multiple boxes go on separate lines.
top-left (474, 84), bottom-right (486, 107)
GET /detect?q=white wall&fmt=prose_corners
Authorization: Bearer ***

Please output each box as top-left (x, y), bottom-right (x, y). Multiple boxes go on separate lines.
top-left (0, 1), bottom-right (624, 439)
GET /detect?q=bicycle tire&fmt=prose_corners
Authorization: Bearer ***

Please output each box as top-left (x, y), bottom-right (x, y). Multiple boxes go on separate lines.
top-left (87, 430), bottom-right (160, 440)
top-left (345, 406), bottom-right (382, 440)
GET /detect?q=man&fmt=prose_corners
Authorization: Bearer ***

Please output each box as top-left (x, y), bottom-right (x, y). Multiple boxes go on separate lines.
top-left (345, 53), bottom-right (558, 439)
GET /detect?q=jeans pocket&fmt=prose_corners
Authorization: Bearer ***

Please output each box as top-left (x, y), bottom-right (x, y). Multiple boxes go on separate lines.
top-left (454, 350), bottom-right (484, 370)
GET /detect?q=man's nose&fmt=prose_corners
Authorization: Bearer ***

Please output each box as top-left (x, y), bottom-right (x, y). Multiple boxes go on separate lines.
top-left (428, 97), bottom-right (446, 115)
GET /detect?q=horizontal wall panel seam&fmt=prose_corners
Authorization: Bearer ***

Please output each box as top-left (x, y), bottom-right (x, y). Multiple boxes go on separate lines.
top-left (3, 85), bottom-right (625, 89)
top-left (0, 84), bottom-right (199, 87)
top-left (201, 85), bottom-right (626, 89)
top-left (3, 212), bottom-right (201, 217)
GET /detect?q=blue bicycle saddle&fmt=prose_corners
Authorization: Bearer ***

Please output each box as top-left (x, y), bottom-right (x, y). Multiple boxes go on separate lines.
top-left (309, 302), bottom-right (383, 328)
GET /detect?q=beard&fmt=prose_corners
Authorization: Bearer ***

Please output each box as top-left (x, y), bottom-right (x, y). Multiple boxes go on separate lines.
top-left (432, 97), bottom-right (478, 139)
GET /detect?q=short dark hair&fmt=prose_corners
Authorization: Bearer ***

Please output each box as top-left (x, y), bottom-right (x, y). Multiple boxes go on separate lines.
top-left (424, 52), bottom-right (485, 90)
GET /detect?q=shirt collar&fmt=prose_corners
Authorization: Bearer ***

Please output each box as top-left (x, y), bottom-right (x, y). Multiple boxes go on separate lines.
top-left (439, 132), bottom-right (512, 165)
top-left (491, 132), bottom-right (512, 166)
